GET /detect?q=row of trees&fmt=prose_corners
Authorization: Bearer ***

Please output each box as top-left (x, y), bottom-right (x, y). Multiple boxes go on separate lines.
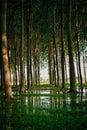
top-left (0, 0), bottom-right (87, 98)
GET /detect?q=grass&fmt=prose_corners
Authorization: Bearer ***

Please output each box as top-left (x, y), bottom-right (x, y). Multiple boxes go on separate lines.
top-left (0, 84), bottom-right (87, 130)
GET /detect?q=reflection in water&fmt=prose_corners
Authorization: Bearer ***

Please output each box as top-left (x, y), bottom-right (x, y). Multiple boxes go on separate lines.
top-left (0, 87), bottom-right (87, 129)
top-left (0, 101), bottom-right (14, 130)
top-left (28, 88), bottom-right (87, 109)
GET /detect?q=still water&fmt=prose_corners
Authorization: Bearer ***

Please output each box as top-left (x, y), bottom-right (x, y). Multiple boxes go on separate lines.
top-left (0, 87), bottom-right (87, 130)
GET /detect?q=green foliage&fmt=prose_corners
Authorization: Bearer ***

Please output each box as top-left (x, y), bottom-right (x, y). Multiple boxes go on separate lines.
top-left (1, 0), bottom-right (86, 87)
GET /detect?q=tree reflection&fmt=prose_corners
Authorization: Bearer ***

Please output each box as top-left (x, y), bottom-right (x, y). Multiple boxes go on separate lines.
top-left (0, 86), bottom-right (87, 129)
top-left (0, 101), bottom-right (13, 130)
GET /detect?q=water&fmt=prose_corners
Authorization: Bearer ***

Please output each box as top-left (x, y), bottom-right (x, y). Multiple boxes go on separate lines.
top-left (0, 87), bottom-right (87, 130)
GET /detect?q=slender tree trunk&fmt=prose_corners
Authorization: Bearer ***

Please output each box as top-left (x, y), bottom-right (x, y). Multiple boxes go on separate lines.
top-left (65, 55), bottom-right (68, 83)
top-left (14, 35), bottom-right (17, 87)
top-left (37, 55), bottom-right (40, 85)
top-left (52, 7), bottom-right (59, 86)
top-left (16, 38), bottom-right (20, 86)
top-left (1, 0), bottom-right (14, 98)
top-left (38, 60), bottom-right (40, 85)
top-left (27, 30), bottom-right (30, 88)
top-left (53, 48), bottom-right (56, 86)
top-left (29, 0), bottom-right (33, 87)
top-left (83, 52), bottom-right (86, 82)
top-left (33, 34), bottom-right (40, 86)
top-left (67, 0), bottom-right (77, 92)
top-left (61, 0), bottom-right (65, 89)
top-left (33, 43), bottom-right (36, 86)
top-left (20, 0), bottom-right (25, 93)
top-left (76, 22), bottom-right (83, 85)
top-left (30, 38), bottom-right (33, 86)
top-left (47, 43), bottom-right (52, 84)
top-left (27, 0), bottom-right (33, 88)
top-left (75, 49), bottom-right (80, 83)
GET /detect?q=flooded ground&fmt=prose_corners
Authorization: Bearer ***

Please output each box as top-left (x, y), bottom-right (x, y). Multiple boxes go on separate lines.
top-left (0, 86), bottom-right (87, 130)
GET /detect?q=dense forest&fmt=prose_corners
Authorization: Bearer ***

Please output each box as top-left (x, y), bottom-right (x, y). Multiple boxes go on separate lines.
top-left (0, 0), bottom-right (87, 99)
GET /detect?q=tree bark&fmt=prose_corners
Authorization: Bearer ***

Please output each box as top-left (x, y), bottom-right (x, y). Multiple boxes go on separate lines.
top-left (67, 0), bottom-right (77, 92)
top-left (20, 0), bottom-right (25, 93)
top-left (83, 52), bottom-right (87, 83)
top-left (61, 0), bottom-right (65, 89)
top-left (1, 0), bottom-right (14, 98)
top-left (52, 7), bottom-right (59, 87)
top-left (47, 43), bottom-right (53, 84)
top-left (27, 0), bottom-right (33, 88)
top-left (14, 35), bottom-right (18, 87)
top-left (76, 21), bottom-right (83, 85)
top-left (33, 34), bottom-right (40, 86)
top-left (75, 49), bottom-right (80, 83)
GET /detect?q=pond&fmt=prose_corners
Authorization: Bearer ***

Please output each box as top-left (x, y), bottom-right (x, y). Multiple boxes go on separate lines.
top-left (0, 87), bottom-right (87, 130)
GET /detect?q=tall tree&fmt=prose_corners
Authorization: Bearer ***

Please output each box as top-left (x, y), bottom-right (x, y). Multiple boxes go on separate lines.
top-left (83, 51), bottom-right (87, 83)
top-left (67, 0), bottom-right (77, 92)
top-left (19, 0), bottom-right (25, 93)
top-left (47, 42), bottom-right (53, 84)
top-left (27, 0), bottom-right (33, 88)
top-left (76, 20), bottom-right (83, 85)
top-left (1, 0), bottom-right (14, 98)
top-left (52, 6), bottom-right (59, 86)
top-left (61, 0), bottom-right (65, 89)
top-left (33, 34), bottom-right (40, 86)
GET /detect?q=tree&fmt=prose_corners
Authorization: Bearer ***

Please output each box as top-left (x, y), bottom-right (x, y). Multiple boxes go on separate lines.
top-left (60, 0), bottom-right (65, 89)
top-left (67, 0), bottom-right (77, 92)
top-left (76, 20), bottom-right (83, 85)
top-left (52, 6), bottom-right (59, 86)
top-left (19, 0), bottom-right (25, 93)
top-left (33, 34), bottom-right (40, 86)
top-left (47, 42), bottom-right (53, 84)
top-left (26, 0), bottom-right (33, 89)
top-left (1, 0), bottom-right (14, 98)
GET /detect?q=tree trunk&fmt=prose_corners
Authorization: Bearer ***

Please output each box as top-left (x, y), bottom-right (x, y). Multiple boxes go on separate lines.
top-left (27, 0), bottom-right (33, 88)
top-left (30, 38), bottom-right (33, 86)
top-left (65, 55), bottom-right (68, 83)
top-left (75, 49), bottom-right (80, 83)
top-left (14, 35), bottom-right (18, 87)
top-left (0, 57), bottom-right (4, 90)
top-left (47, 43), bottom-right (52, 84)
top-left (27, 30), bottom-right (30, 88)
top-left (83, 52), bottom-right (87, 83)
top-left (1, 0), bottom-right (14, 98)
top-left (76, 21), bottom-right (83, 85)
top-left (20, 0), bottom-right (25, 93)
top-left (61, 0), bottom-right (65, 89)
top-left (67, 0), bottom-right (77, 92)
top-left (33, 34), bottom-right (40, 86)
top-left (52, 47), bottom-right (56, 86)
top-left (52, 7), bottom-right (59, 87)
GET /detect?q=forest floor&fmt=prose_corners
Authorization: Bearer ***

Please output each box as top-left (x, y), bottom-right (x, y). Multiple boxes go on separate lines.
top-left (0, 84), bottom-right (87, 130)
